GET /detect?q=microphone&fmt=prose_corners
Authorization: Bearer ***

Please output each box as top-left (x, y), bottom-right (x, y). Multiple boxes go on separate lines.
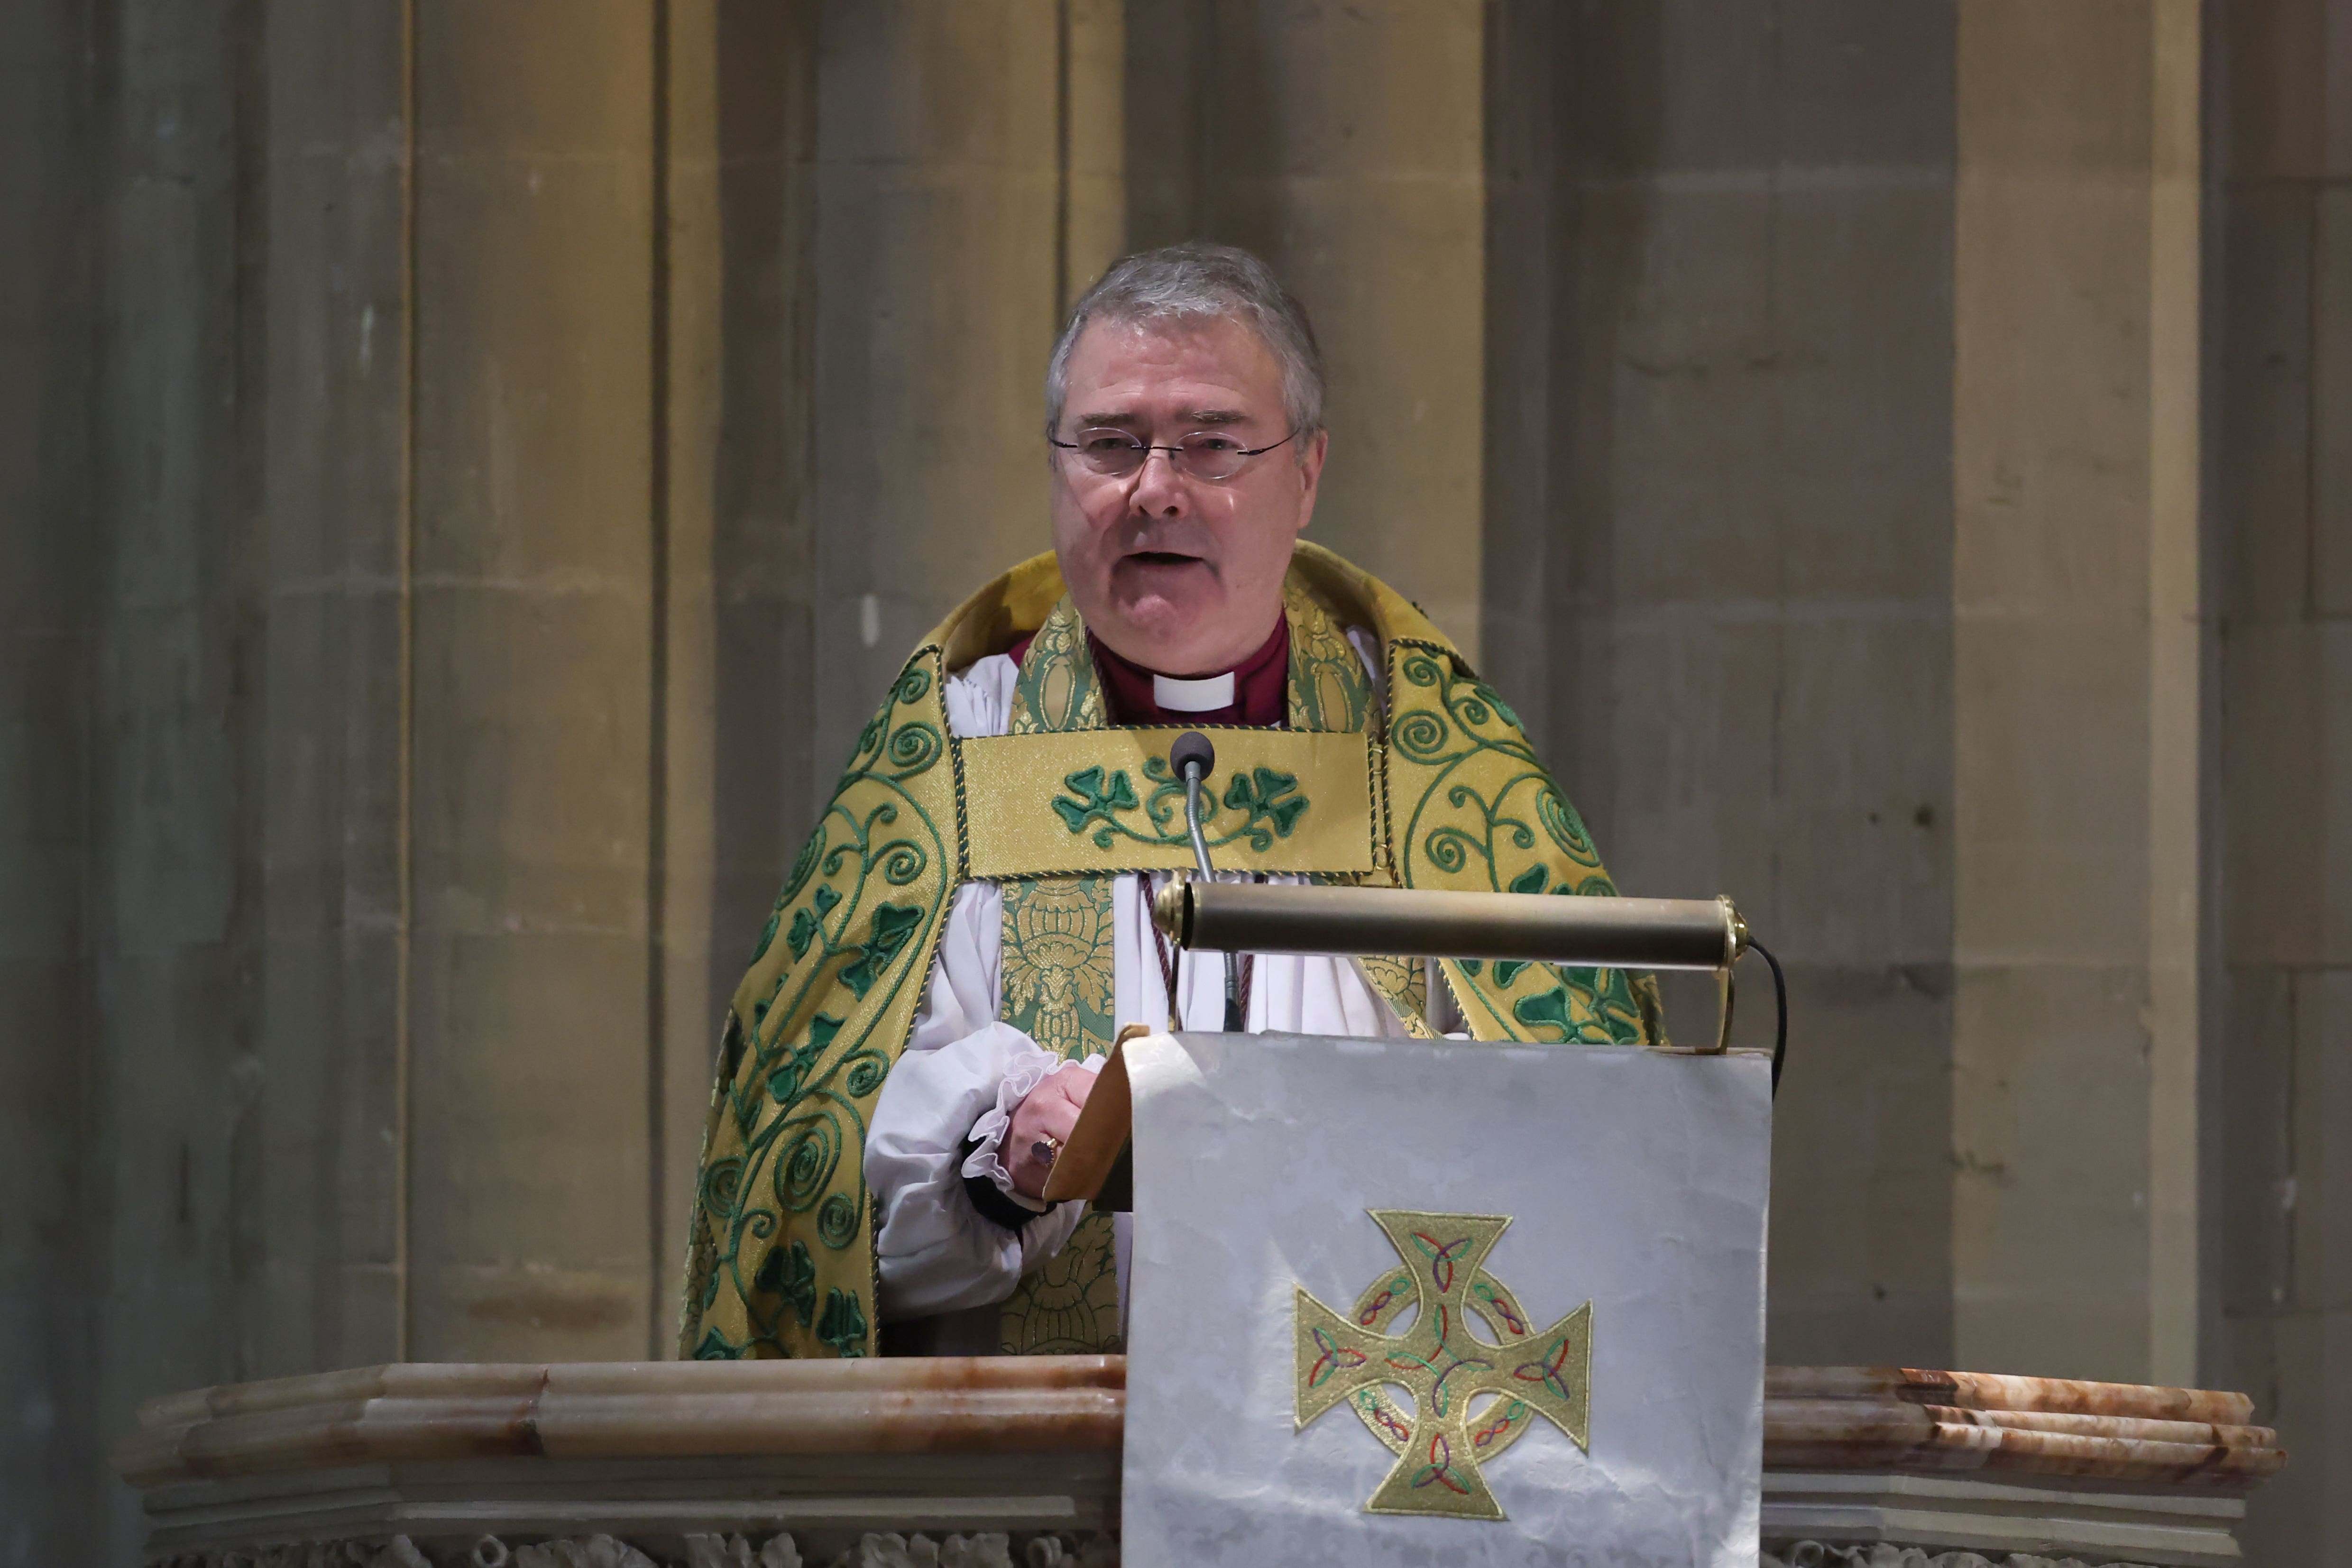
top-left (1168, 731), bottom-right (1242, 1031)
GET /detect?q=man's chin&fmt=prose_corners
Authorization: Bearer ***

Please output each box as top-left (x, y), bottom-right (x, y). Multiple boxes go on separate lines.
top-left (1099, 585), bottom-right (1227, 671)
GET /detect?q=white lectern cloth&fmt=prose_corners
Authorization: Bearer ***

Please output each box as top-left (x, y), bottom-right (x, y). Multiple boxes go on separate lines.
top-left (1121, 1031), bottom-right (1771, 1568)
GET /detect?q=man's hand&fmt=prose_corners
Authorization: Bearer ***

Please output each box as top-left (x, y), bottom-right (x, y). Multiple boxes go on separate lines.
top-left (1006, 1062), bottom-right (1096, 1199)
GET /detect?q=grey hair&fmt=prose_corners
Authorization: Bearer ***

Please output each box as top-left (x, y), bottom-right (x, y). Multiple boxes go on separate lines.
top-left (1045, 242), bottom-right (1326, 447)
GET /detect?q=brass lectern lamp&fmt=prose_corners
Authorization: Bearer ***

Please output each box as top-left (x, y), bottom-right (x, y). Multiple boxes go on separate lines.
top-left (1041, 730), bottom-right (1788, 1209)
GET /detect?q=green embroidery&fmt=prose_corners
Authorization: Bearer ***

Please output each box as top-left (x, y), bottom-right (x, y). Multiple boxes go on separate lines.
top-left (996, 606), bottom-right (1131, 1356)
top-left (684, 547), bottom-right (1653, 1366)
top-left (754, 1238), bottom-right (819, 1329)
top-left (1000, 877), bottom-right (1116, 1064)
top-left (996, 865), bottom-right (1128, 1351)
top-left (760, 1013), bottom-right (841, 1106)
top-left (839, 902), bottom-right (923, 998)
top-left (751, 909), bottom-right (783, 966)
top-left (1510, 986), bottom-right (1575, 1040)
top-left (1049, 758), bottom-right (1312, 853)
top-left (1392, 644), bottom-right (1656, 1045)
top-left (1222, 765), bottom-right (1308, 837)
top-left (1565, 964), bottom-right (1651, 1041)
top-left (816, 1287), bottom-right (869, 1357)
top-left (1539, 788), bottom-right (1601, 870)
top-left (689, 654), bottom-right (954, 1357)
top-left (1009, 599), bottom-right (1107, 733)
top-left (1050, 765), bottom-right (1141, 836)
top-left (692, 1327), bottom-right (746, 1361)
top-left (751, 833), bottom-right (828, 969)
top-left (1394, 652), bottom-right (1578, 891)
top-left (785, 885), bottom-right (840, 960)
top-left (698, 1155), bottom-right (744, 1220)
top-left (1511, 972), bottom-right (1649, 1043)
top-left (816, 1191), bottom-right (859, 1248)
top-left (1286, 587), bottom-right (1375, 734)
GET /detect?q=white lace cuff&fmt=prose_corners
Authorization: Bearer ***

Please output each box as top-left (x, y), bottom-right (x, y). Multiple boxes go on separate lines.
top-left (961, 1049), bottom-right (1106, 1210)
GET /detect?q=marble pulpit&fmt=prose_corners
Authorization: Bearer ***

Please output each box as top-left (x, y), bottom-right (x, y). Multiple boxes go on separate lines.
top-left (116, 1356), bottom-right (2281, 1568)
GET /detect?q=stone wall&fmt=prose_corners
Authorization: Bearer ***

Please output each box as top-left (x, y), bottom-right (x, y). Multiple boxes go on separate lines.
top-left (1481, 0), bottom-right (1964, 1374)
top-left (2212, 0), bottom-right (2352, 1560)
top-left (1122, 0), bottom-right (1489, 660)
top-left (2, 0), bottom-right (102, 1557)
top-left (3, 1), bottom-right (2347, 1562)
top-left (1950, 0), bottom-right (2208, 1390)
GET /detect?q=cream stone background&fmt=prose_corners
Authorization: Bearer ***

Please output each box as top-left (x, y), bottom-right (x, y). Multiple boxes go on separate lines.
top-left (1, 1), bottom-right (2345, 1562)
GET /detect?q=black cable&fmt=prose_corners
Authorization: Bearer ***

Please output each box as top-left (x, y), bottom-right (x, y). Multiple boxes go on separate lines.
top-left (1747, 939), bottom-right (1789, 1096)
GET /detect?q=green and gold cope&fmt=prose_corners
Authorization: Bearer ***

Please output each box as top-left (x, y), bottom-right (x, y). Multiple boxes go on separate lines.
top-left (680, 543), bottom-right (1661, 1361)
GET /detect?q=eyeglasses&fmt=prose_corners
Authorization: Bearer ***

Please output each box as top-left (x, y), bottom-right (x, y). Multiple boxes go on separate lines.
top-left (1048, 426), bottom-right (1299, 481)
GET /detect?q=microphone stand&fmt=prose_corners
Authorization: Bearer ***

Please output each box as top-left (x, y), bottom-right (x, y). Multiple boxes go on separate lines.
top-left (1168, 731), bottom-right (1242, 1031)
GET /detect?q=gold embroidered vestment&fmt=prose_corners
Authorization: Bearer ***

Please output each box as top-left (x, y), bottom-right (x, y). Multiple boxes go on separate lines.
top-left (680, 543), bottom-right (1661, 1360)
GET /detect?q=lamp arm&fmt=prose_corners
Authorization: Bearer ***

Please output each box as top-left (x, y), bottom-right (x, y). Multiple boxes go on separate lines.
top-left (1150, 882), bottom-right (1778, 1076)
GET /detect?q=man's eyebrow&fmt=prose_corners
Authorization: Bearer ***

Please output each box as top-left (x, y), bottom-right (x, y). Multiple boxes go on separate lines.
top-left (1070, 408), bottom-right (1255, 428)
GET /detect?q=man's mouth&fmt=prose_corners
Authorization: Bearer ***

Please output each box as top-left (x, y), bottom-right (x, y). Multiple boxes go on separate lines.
top-left (1126, 550), bottom-right (1203, 569)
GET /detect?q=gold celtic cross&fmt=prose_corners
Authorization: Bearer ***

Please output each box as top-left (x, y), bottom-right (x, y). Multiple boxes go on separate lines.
top-left (1295, 1211), bottom-right (1592, 1520)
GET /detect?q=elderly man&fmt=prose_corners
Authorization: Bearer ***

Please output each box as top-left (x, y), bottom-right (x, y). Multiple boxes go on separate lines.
top-left (681, 243), bottom-right (1660, 1361)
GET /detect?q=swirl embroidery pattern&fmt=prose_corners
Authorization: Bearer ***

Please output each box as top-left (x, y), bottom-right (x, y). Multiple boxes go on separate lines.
top-left (683, 657), bottom-right (955, 1360)
top-left (1387, 641), bottom-right (1660, 1045)
top-left (1295, 1210), bottom-right (1592, 1521)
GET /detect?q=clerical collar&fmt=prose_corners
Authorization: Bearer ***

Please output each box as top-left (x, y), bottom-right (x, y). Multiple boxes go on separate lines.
top-left (1083, 618), bottom-right (1291, 729)
top-left (1151, 670), bottom-right (1235, 712)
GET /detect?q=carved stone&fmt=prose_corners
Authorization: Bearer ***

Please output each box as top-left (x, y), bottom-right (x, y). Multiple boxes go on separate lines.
top-left (151, 1535), bottom-right (1121, 1568)
top-left (116, 1360), bottom-right (2272, 1568)
top-left (1765, 1548), bottom-right (2153, 1568)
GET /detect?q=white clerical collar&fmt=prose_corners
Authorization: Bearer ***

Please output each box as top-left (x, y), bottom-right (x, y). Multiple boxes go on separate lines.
top-left (1152, 669), bottom-right (1237, 712)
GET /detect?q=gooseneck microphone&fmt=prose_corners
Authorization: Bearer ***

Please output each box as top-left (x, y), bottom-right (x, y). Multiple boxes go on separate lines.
top-left (1169, 731), bottom-right (1217, 875)
top-left (1167, 730), bottom-right (1243, 1031)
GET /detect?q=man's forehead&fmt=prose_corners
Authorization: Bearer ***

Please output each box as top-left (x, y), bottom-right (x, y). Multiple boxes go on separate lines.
top-left (1064, 314), bottom-right (1281, 408)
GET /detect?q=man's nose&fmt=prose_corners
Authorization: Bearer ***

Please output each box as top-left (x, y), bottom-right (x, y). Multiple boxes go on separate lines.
top-left (1127, 446), bottom-right (1188, 515)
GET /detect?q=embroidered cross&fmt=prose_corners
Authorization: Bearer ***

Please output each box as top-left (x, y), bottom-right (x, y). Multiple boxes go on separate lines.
top-left (1295, 1210), bottom-right (1591, 1521)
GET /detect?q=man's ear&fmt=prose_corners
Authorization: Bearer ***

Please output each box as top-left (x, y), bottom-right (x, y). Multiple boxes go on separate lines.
top-left (1293, 428), bottom-right (1330, 532)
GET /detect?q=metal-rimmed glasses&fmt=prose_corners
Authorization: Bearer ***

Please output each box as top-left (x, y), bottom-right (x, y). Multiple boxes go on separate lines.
top-left (1048, 426), bottom-right (1299, 481)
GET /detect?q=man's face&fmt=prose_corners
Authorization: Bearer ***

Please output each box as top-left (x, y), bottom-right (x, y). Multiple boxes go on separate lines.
top-left (1049, 314), bottom-right (1327, 676)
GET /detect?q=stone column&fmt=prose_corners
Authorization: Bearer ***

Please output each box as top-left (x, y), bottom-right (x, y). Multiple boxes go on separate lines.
top-left (1062, 0), bottom-right (1127, 314)
top-left (400, 0), bottom-right (665, 1360)
top-left (256, 0), bottom-right (413, 1377)
top-left (1489, 3), bottom-right (1964, 1367)
top-left (809, 0), bottom-right (1092, 773)
top-left (85, 5), bottom-right (275, 1549)
top-left (2213, 0), bottom-right (2352, 1557)
top-left (1124, 0), bottom-right (1486, 660)
top-left (40, 0), bottom-right (827, 1444)
top-left (654, 0), bottom-right (824, 1339)
top-left (1950, 0), bottom-right (2207, 1384)
top-left (0, 1), bottom-right (99, 1551)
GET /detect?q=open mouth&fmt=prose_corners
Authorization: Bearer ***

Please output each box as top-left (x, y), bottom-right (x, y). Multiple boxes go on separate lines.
top-left (1126, 550), bottom-right (1204, 568)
